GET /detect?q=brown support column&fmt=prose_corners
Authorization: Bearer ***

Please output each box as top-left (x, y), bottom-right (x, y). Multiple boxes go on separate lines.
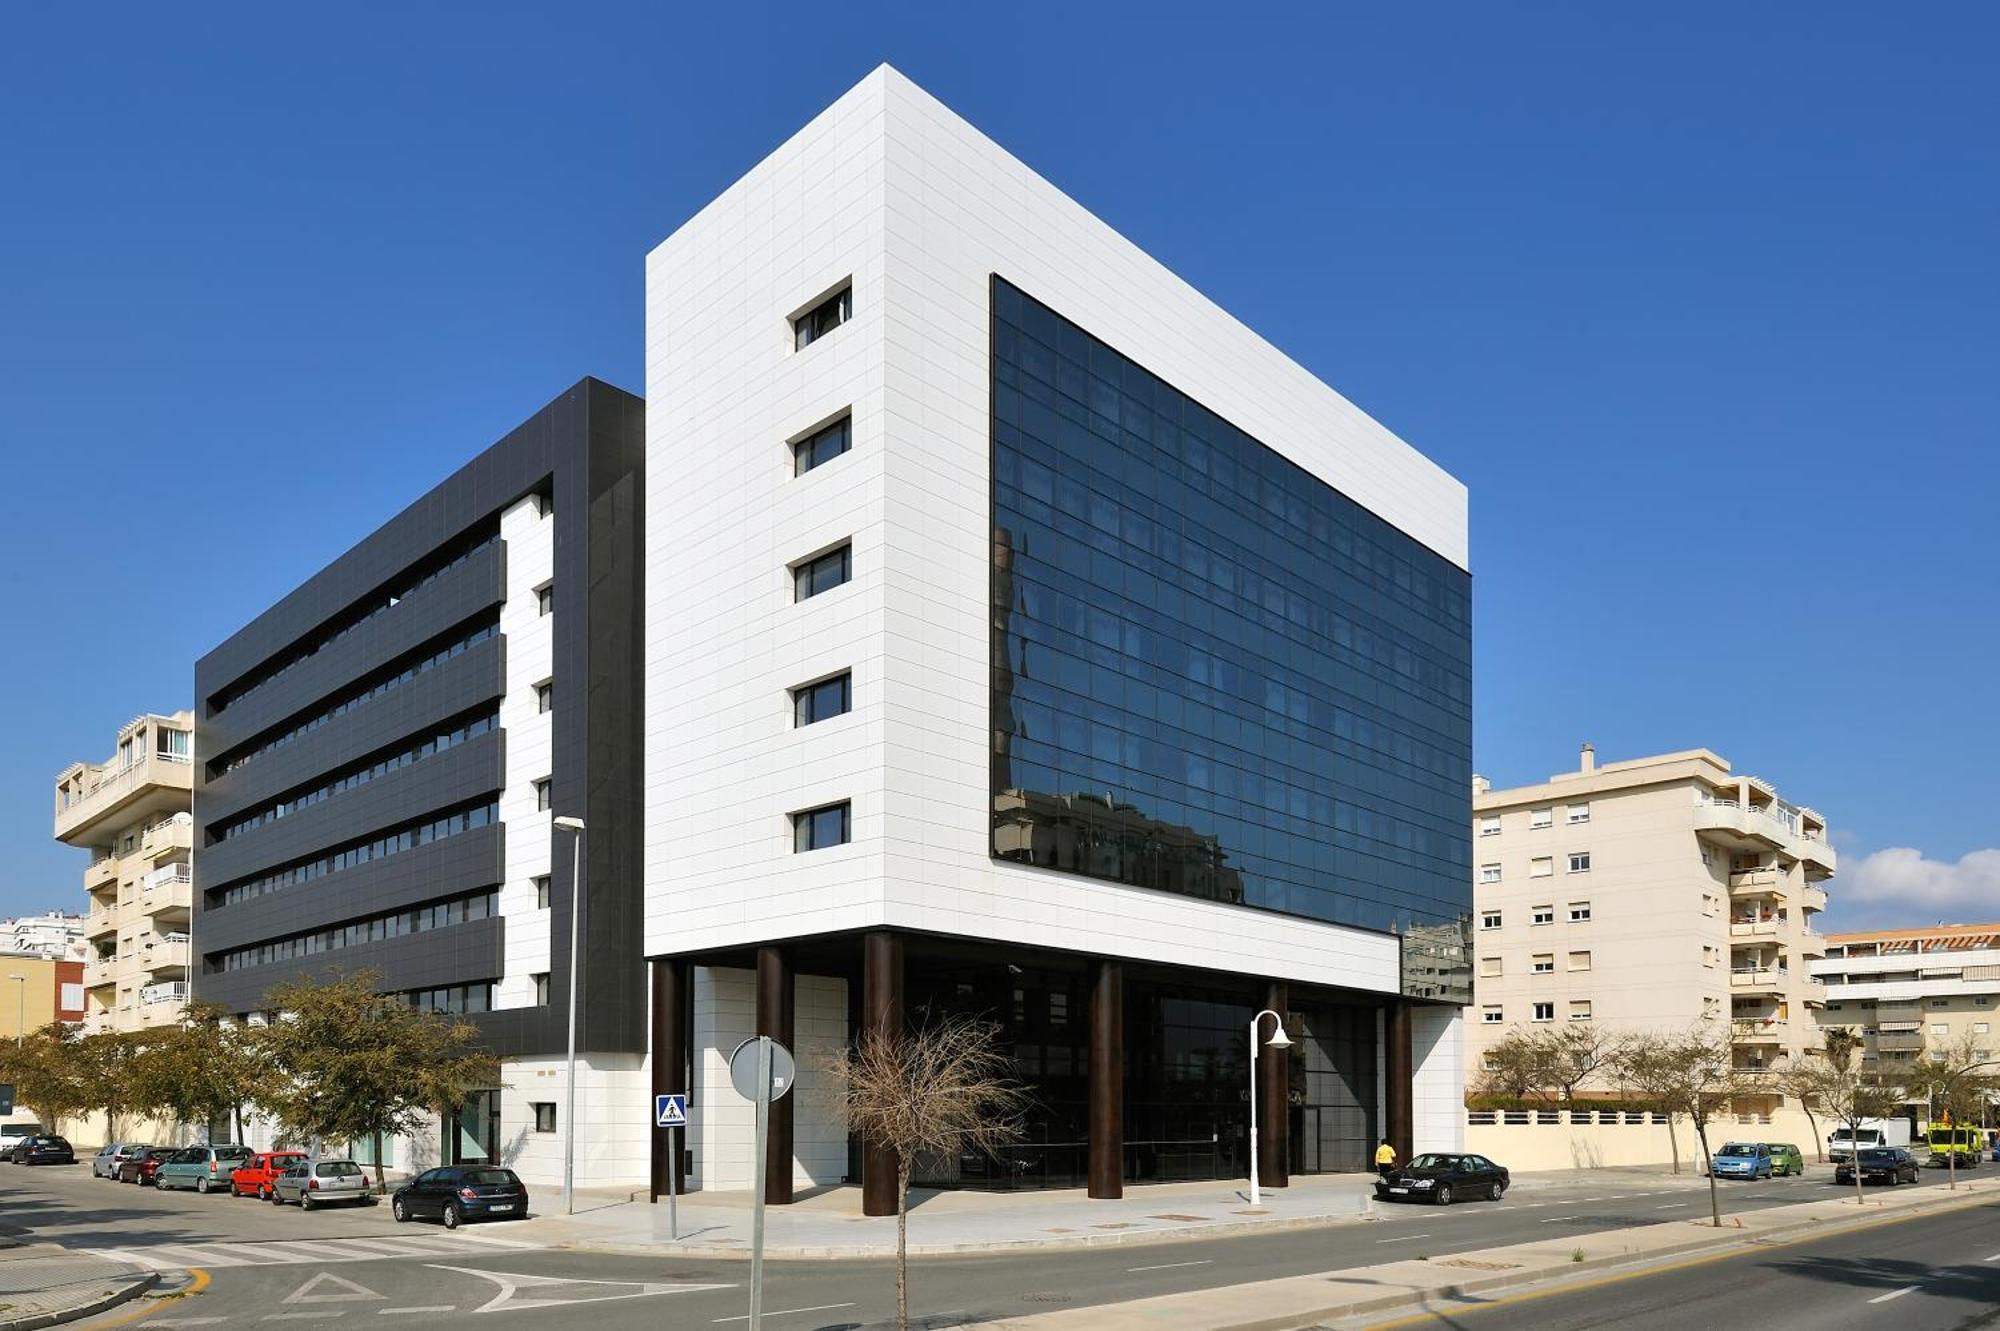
top-left (1258, 980), bottom-right (1289, 1190)
top-left (861, 930), bottom-right (904, 1218)
top-left (649, 958), bottom-right (685, 1202)
top-left (756, 946), bottom-right (795, 1205)
top-left (1088, 960), bottom-right (1124, 1199)
top-left (1385, 1000), bottom-right (1414, 1167)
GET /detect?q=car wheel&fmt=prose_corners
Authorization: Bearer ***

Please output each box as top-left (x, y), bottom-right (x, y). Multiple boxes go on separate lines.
top-left (196, 1177), bottom-right (211, 1194)
top-left (1434, 1185), bottom-right (1454, 1207)
top-left (270, 1189), bottom-right (285, 1205)
top-left (392, 1197), bottom-right (410, 1223)
top-left (1488, 1182), bottom-right (1505, 1202)
top-left (300, 1194), bottom-right (314, 1212)
top-left (443, 1202), bottom-right (463, 1230)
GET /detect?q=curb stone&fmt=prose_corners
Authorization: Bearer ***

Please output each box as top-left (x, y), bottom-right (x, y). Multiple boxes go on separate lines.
top-left (0, 1270), bottom-right (158, 1331)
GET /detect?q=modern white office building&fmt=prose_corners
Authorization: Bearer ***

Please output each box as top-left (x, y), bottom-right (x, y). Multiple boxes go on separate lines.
top-left (643, 66), bottom-right (1472, 1210)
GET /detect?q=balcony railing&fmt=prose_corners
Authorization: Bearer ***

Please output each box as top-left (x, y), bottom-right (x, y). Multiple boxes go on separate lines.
top-left (1875, 1030), bottom-right (1926, 1052)
top-left (140, 982), bottom-right (188, 1006)
top-left (1730, 919), bottom-right (1780, 938)
top-left (144, 862), bottom-right (192, 892)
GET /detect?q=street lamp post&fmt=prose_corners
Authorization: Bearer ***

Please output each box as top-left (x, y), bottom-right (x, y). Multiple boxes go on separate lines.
top-left (1247, 1007), bottom-right (1292, 1207)
top-left (552, 815), bottom-right (586, 1216)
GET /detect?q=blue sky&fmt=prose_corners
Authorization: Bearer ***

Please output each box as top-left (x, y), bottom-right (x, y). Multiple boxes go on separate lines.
top-left (3, 4), bottom-right (1993, 930)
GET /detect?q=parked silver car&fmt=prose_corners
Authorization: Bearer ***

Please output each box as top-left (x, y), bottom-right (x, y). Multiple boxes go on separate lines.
top-left (92, 1142), bottom-right (149, 1179)
top-left (270, 1158), bottom-right (374, 1210)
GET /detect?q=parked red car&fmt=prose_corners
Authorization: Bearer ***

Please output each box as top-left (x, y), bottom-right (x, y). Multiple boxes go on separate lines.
top-left (117, 1146), bottom-right (173, 1186)
top-left (230, 1151), bottom-right (309, 1200)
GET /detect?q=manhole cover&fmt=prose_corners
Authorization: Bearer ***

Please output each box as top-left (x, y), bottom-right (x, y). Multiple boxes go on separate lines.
top-left (1022, 1292), bottom-right (1072, 1304)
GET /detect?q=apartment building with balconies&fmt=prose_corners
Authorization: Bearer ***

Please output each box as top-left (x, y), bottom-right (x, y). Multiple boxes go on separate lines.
top-left (53, 711), bottom-right (197, 1033)
top-left (1468, 746), bottom-right (1835, 1095)
top-left (1813, 923), bottom-right (2000, 1071)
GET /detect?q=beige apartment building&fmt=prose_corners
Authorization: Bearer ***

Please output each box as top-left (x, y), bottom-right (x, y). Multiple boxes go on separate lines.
top-left (1814, 923), bottom-right (2000, 1075)
top-left (1469, 746), bottom-right (1836, 1095)
top-left (54, 711), bottom-right (195, 1033)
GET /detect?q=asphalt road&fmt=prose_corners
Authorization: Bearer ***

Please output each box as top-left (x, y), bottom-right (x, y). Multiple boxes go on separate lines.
top-left (0, 1157), bottom-right (1976, 1330)
top-left (1368, 1193), bottom-right (2000, 1331)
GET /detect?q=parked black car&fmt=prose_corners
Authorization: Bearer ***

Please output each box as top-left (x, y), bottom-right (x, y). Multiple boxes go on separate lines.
top-left (1375, 1151), bottom-right (1510, 1205)
top-left (391, 1165), bottom-right (529, 1228)
top-left (1835, 1146), bottom-right (1921, 1186)
top-left (8, 1135), bottom-right (76, 1166)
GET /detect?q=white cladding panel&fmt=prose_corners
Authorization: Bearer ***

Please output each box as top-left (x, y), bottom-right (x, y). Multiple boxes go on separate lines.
top-left (644, 67), bottom-right (1460, 997)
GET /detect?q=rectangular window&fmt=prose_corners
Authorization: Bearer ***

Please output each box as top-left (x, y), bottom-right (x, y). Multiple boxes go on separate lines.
top-left (1931, 998), bottom-right (1950, 1008)
top-left (1480, 910), bottom-right (1502, 930)
top-left (1567, 802), bottom-right (1590, 824)
top-left (536, 583), bottom-right (553, 617)
top-left (1568, 901), bottom-right (1592, 922)
top-left (1930, 1023), bottom-right (1950, 1036)
top-left (1530, 808), bottom-right (1552, 829)
top-left (793, 801), bottom-right (851, 852)
top-left (1479, 863), bottom-right (1501, 884)
top-left (532, 973), bottom-right (550, 1006)
top-left (1479, 956), bottom-right (1501, 977)
top-left (1569, 950), bottom-right (1592, 971)
top-left (793, 545), bottom-right (852, 601)
top-left (534, 778), bottom-right (552, 812)
top-left (793, 416), bottom-right (853, 476)
top-left (1530, 857), bottom-right (1554, 878)
top-left (1569, 1000), bottom-right (1593, 1022)
top-left (533, 875), bottom-right (551, 909)
top-left (535, 680), bottom-right (553, 715)
top-left (1701, 847), bottom-right (1715, 867)
top-left (1567, 852), bottom-right (1591, 873)
top-left (1975, 1022), bottom-right (1990, 1036)
top-left (1481, 1006), bottom-right (1503, 1025)
top-left (1532, 1002), bottom-right (1555, 1022)
top-left (531, 1102), bottom-right (556, 1133)
top-left (793, 285), bottom-right (851, 349)
top-left (793, 672), bottom-right (853, 726)
top-left (1479, 815), bottom-right (1501, 837)
top-left (1531, 904), bottom-right (1554, 926)
top-left (1532, 953), bottom-right (1554, 974)
top-left (158, 728), bottom-right (191, 760)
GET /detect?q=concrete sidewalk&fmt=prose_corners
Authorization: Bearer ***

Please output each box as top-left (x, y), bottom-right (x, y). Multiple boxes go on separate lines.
top-left (0, 1238), bottom-right (156, 1331)
top-left (528, 1166), bottom-right (1704, 1259)
top-left (970, 1174), bottom-right (2000, 1329)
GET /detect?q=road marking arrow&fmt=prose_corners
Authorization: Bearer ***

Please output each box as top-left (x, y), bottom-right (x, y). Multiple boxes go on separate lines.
top-left (424, 1264), bottom-right (733, 1314)
top-left (284, 1271), bottom-right (386, 1303)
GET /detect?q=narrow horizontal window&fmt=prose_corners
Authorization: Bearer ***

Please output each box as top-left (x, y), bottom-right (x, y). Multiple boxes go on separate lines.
top-left (793, 673), bottom-right (852, 726)
top-left (793, 801), bottom-right (851, 852)
top-left (793, 286), bottom-right (851, 350)
top-left (793, 545), bottom-right (852, 601)
top-left (793, 416), bottom-right (852, 476)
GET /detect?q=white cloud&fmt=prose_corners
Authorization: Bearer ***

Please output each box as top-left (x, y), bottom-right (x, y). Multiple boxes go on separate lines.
top-left (1836, 846), bottom-right (2000, 925)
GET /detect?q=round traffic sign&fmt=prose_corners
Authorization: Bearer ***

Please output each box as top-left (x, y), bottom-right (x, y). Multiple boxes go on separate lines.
top-left (727, 1036), bottom-right (796, 1103)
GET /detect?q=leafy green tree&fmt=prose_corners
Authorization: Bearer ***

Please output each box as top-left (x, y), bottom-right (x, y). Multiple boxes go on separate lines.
top-left (76, 1029), bottom-right (154, 1143)
top-left (0, 1024), bottom-right (95, 1135)
top-left (255, 970), bottom-right (501, 1193)
top-left (131, 1003), bottom-right (270, 1144)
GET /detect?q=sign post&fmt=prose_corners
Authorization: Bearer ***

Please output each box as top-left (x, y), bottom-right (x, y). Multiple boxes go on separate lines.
top-left (654, 1093), bottom-right (688, 1240)
top-left (0, 1084), bottom-right (12, 1117)
top-left (727, 1036), bottom-right (795, 1331)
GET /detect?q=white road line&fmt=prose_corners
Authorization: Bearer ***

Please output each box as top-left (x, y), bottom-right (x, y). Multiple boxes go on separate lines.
top-left (1656, 1203), bottom-right (1692, 1209)
top-left (1868, 1286), bottom-right (1920, 1304)
top-left (378, 1309), bottom-right (456, 1316)
top-left (1985, 1254), bottom-right (2000, 1262)
top-left (712, 1304), bottom-right (857, 1324)
top-left (1127, 1259), bottom-right (1213, 1272)
top-left (266, 1316), bottom-right (345, 1323)
top-left (1376, 1234), bottom-right (1432, 1243)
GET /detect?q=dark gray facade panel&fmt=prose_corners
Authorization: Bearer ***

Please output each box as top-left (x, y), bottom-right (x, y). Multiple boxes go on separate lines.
top-left (197, 639), bottom-right (505, 827)
top-left (196, 825), bottom-right (504, 956)
top-left (198, 917), bottom-right (505, 1015)
top-left (202, 545), bottom-right (505, 758)
top-left (196, 730), bottom-right (504, 887)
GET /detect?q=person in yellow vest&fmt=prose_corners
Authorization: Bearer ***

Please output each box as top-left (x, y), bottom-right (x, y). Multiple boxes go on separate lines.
top-left (1374, 1139), bottom-right (1398, 1180)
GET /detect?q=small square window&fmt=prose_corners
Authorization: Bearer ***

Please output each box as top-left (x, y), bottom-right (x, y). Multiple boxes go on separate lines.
top-left (1479, 815), bottom-right (1501, 837)
top-left (1479, 863), bottom-right (1501, 884)
top-left (793, 284), bottom-right (851, 350)
top-left (1931, 998), bottom-right (1950, 1009)
top-left (531, 1102), bottom-right (557, 1133)
top-left (793, 415), bottom-right (853, 476)
top-left (1481, 1006), bottom-right (1503, 1024)
top-left (1975, 1022), bottom-right (1990, 1036)
top-left (1568, 852), bottom-right (1591, 874)
top-left (1480, 910), bottom-right (1502, 930)
top-left (1532, 953), bottom-right (1554, 974)
top-left (533, 875), bottom-right (551, 909)
top-left (793, 672), bottom-right (853, 726)
top-left (532, 973), bottom-right (550, 1006)
top-left (1567, 803), bottom-right (1590, 824)
top-left (1569, 950), bottom-right (1592, 971)
top-left (793, 545), bottom-right (852, 601)
top-left (793, 801), bottom-right (851, 852)
top-left (1479, 956), bottom-right (1502, 977)
top-left (534, 778), bottom-right (552, 812)
top-left (1530, 808), bottom-right (1552, 829)
top-left (1930, 1023), bottom-right (1950, 1036)
top-left (1530, 856), bottom-right (1554, 878)
top-left (1568, 901), bottom-right (1592, 922)
top-left (1532, 1002), bottom-right (1555, 1022)
top-left (536, 583), bottom-right (554, 616)
top-left (1531, 905), bottom-right (1554, 926)
top-left (1569, 1000), bottom-right (1593, 1022)
top-left (535, 680), bottom-right (553, 714)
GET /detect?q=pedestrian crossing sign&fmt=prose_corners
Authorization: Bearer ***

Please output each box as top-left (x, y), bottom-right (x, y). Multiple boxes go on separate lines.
top-left (655, 1093), bottom-right (688, 1128)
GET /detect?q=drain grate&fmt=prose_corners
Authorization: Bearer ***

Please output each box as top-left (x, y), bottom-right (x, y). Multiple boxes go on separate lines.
top-left (1022, 1292), bottom-right (1073, 1304)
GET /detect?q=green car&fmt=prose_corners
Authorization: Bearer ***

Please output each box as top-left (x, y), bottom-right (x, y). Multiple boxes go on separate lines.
top-left (154, 1144), bottom-right (253, 1194)
top-left (1764, 1142), bottom-right (1806, 1176)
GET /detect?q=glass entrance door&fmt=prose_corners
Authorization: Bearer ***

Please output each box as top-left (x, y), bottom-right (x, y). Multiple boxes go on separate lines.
top-left (446, 1090), bottom-right (500, 1165)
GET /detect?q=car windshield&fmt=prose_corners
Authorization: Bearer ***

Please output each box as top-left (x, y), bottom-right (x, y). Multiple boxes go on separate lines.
top-left (1858, 1149), bottom-right (1899, 1162)
top-left (1404, 1155), bottom-right (1458, 1171)
top-left (320, 1162), bottom-right (364, 1177)
top-left (463, 1168), bottom-right (520, 1187)
top-left (1719, 1143), bottom-right (1758, 1155)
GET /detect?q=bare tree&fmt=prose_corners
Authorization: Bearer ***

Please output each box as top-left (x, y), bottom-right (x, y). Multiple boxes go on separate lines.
top-left (820, 1015), bottom-right (1028, 1331)
top-left (1808, 1031), bottom-right (1905, 1208)
top-left (1474, 1027), bottom-right (1553, 1104)
top-left (1539, 1025), bottom-right (1613, 1112)
top-left (1771, 1056), bottom-right (1828, 1164)
top-left (1906, 1033), bottom-right (1997, 1191)
top-left (1611, 1025), bottom-right (1751, 1226)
